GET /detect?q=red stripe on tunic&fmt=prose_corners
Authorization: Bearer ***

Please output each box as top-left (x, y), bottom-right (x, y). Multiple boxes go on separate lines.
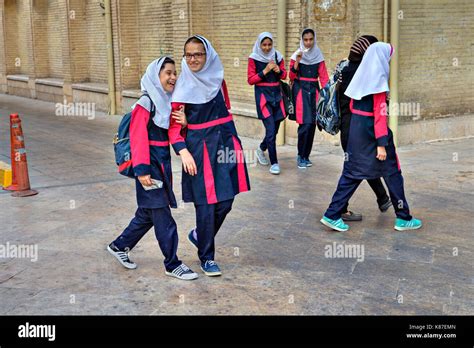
top-left (202, 141), bottom-right (218, 204)
top-left (296, 90), bottom-right (303, 124)
top-left (188, 115), bottom-right (233, 130)
top-left (279, 98), bottom-right (286, 118)
top-left (259, 94), bottom-right (271, 118)
top-left (149, 140), bottom-right (169, 146)
top-left (232, 136), bottom-right (249, 193)
top-left (349, 99), bottom-right (374, 116)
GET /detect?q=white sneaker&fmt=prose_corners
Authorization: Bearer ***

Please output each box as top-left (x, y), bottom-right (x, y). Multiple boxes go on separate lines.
top-left (165, 263), bottom-right (199, 281)
top-left (107, 243), bottom-right (137, 269)
top-left (269, 163), bottom-right (281, 175)
top-left (256, 148), bottom-right (270, 166)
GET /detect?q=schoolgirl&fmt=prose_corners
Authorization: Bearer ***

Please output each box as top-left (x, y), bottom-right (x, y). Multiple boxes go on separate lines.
top-left (169, 35), bottom-right (251, 276)
top-left (247, 32), bottom-right (287, 175)
top-left (320, 43), bottom-right (422, 232)
top-left (107, 57), bottom-right (198, 281)
top-left (289, 28), bottom-right (329, 169)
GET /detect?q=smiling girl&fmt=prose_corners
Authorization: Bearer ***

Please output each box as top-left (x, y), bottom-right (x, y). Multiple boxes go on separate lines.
top-left (107, 57), bottom-right (198, 281)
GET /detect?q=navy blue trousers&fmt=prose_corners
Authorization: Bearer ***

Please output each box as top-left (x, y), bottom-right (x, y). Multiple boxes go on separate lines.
top-left (297, 123), bottom-right (316, 159)
top-left (194, 198), bottom-right (234, 262)
top-left (325, 171), bottom-right (412, 221)
top-left (260, 111), bottom-right (282, 165)
top-left (113, 207), bottom-right (181, 272)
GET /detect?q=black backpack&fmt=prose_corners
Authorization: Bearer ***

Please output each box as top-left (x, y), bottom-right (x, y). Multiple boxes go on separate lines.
top-left (275, 53), bottom-right (294, 119)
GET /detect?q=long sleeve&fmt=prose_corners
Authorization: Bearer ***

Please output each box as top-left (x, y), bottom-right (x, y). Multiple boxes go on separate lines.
top-left (278, 58), bottom-right (287, 80)
top-left (221, 79), bottom-right (231, 110)
top-left (247, 58), bottom-right (264, 85)
top-left (289, 59), bottom-right (298, 82)
top-left (373, 92), bottom-right (389, 146)
top-left (130, 105), bottom-right (151, 176)
top-left (318, 61), bottom-right (329, 88)
top-left (169, 102), bottom-right (187, 155)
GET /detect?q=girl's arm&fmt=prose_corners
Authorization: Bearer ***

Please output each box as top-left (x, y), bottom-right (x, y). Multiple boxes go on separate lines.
top-left (247, 58), bottom-right (265, 85)
top-left (318, 61), bottom-right (329, 88)
top-left (278, 58), bottom-right (287, 80)
top-left (130, 104), bottom-right (152, 185)
top-left (289, 59), bottom-right (298, 82)
top-left (169, 102), bottom-right (197, 175)
top-left (221, 80), bottom-right (231, 110)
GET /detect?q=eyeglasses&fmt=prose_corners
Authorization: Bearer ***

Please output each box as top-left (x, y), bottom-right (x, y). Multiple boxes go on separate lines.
top-left (184, 52), bottom-right (206, 60)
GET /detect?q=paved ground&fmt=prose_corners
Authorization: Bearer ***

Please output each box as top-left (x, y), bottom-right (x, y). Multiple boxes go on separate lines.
top-left (0, 93), bottom-right (473, 315)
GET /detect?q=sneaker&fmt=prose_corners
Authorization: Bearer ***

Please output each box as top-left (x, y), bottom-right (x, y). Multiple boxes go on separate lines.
top-left (107, 243), bottom-right (137, 269)
top-left (320, 216), bottom-right (350, 232)
top-left (297, 156), bottom-right (307, 169)
top-left (187, 228), bottom-right (198, 249)
top-left (394, 217), bottom-right (422, 231)
top-left (379, 198), bottom-right (392, 212)
top-left (304, 158), bottom-right (313, 167)
top-left (165, 263), bottom-right (198, 280)
top-left (269, 163), bottom-right (281, 175)
top-left (256, 148), bottom-right (269, 166)
top-left (341, 210), bottom-right (363, 221)
top-left (201, 260), bottom-right (222, 276)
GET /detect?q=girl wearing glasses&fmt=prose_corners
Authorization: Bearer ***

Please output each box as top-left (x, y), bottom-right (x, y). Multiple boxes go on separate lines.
top-left (247, 32), bottom-right (287, 175)
top-left (169, 35), bottom-right (251, 277)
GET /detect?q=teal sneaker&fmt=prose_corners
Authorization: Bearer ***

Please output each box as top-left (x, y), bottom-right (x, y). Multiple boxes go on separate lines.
top-left (320, 216), bottom-right (350, 232)
top-left (304, 158), bottom-right (313, 167)
top-left (394, 217), bottom-right (422, 231)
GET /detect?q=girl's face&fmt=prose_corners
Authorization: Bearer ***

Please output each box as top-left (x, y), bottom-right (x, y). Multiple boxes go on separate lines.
top-left (184, 42), bottom-right (207, 72)
top-left (260, 38), bottom-right (273, 54)
top-left (302, 32), bottom-right (314, 49)
top-left (160, 63), bottom-right (177, 93)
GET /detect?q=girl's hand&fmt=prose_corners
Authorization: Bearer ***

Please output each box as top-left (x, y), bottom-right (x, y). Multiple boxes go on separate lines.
top-left (376, 146), bottom-right (387, 161)
top-left (138, 174), bottom-right (153, 186)
top-left (265, 60), bottom-right (276, 74)
top-left (172, 105), bottom-right (187, 127)
top-left (296, 51), bottom-right (303, 63)
top-left (273, 64), bottom-right (281, 74)
top-left (179, 149), bottom-right (197, 176)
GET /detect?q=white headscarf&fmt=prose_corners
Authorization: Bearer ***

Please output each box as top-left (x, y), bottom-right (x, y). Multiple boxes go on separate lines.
top-left (133, 57), bottom-right (173, 129)
top-left (171, 35), bottom-right (224, 104)
top-left (344, 42), bottom-right (393, 100)
top-left (290, 28), bottom-right (324, 65)
top-left (249, 32), bottom-right (283, 63)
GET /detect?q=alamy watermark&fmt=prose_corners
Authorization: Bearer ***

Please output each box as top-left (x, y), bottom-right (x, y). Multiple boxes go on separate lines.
top-left (217, 148), bottom-right (257, 167)
top-left (55, 99), bottom-right (96, 120)
top-left (324, 242), bottom-right (364, 262)
top-left (0, 242), bottom-right (38, 262)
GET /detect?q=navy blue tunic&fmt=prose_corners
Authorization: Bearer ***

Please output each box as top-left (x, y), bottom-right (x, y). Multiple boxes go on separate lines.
top-left (170, 81), bottom-right (251, 205)
top-left (130, 103), bottom-right (177, 209)
top-left (344, 92), bottom-right (401, 180)
top-left (247, 57), bottom-right (287, 121)
top-left (289, 59), bottom-right (329, 124)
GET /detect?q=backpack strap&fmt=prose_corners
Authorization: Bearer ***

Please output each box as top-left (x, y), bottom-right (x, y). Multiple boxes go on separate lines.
top-left (140, 93), bottom-right (155, 131)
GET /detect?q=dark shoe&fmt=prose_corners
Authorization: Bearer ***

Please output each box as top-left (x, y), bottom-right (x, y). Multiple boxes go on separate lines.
top-left (187, 228), bottom-right (198, 249)
top-left (200, 260), bottom-right (222, 276)
top-left (341, 210), bottom-right (363, 221)
top-left (379, 198), bottom-right (392, 212)
top-left (304, 158), bottom-right (313, 167)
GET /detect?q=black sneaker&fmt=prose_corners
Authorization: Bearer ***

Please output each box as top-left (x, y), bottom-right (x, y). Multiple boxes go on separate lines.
top-left (165, 263), bottom-right (198, 280)
top-left (107, 242), bottom-right (137, 269)
top-left (379, 198), bottom-right (392, 212)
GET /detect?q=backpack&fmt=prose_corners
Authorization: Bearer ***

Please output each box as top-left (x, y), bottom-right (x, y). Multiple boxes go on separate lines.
top-left (315, 60), bottom-right (348, 135)
top-left (275, 53), bottom-right (294, 119)
top-left (113, 94), bottom-right (155, 178)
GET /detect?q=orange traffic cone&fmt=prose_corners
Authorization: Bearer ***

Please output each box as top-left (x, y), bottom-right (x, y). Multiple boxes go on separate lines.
top-left (3, 114), bottom-right (38, 197)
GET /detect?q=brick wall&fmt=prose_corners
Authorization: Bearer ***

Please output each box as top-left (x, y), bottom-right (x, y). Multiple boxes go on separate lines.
top-left (0, 0), bottom-right (472, 128)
